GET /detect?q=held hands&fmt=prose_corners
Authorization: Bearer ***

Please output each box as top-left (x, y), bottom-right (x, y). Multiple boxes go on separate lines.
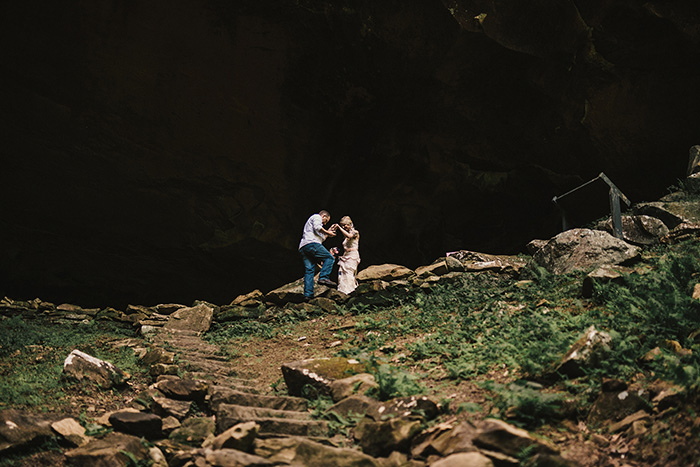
top-left (324, 224), bottom-right (338, 237)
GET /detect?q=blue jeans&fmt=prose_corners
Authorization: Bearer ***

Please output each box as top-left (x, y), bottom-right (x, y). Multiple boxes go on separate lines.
top-left (299, 243), bottom-right (335, 298)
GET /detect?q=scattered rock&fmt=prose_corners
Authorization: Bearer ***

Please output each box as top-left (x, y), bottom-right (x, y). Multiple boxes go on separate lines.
top-left (410, 420), bottom-right (478, 459)
top-left (415, 261), bottom-right (449, 278)
top-left (230, 289), bottom-right (265, 306)
top-left (154, 377), bottom-right (208, 403)
top-left (356, 264), bottom-right (415, 282)
top-left (534, 229), bottom-right (640, 274)
top-left (281, 357), bottom-right (368, 398)
top-left (329, 373), bottom-right (378, 402)
top-left (473, 418), bottom-right (558, 458)
top-left (62, 349), bottom-right (129, 388)
top-left (588, 386), bottom-right (650, 426)
top-left (551, 326), bottom-right (612, 378)
top-left (209, 421), bottom-right (258, 451)
top-left (255, 436), bottom-right (383, 467)
top-left (326, 395), bottom-right (380, 420)
top-left (608, 410), bottom-right (650, 433)
top-left (0, 409), bottom-right (62, 453)
top-left (140, 347), bottom-right (176, 366)
top-left (581, 266), bottom-right (624, 298)
top-left (596, 215), bottom-right (669, 245)
top-left (163, 303), bottom-right (215, 333)
top-left (355, 417), bottom-right (423, 457)
top-left (65, 432), bottom-right (149, 466)
top-left (169, 416), bottom-right (216, 447)
top-left (634, 199), bottom-right (700, 230)
top-left (152, 396), bottom-right (192, 420)
top-left (109, 411), bottom-right (163, 439)
top-left (51, 418), bottom-right (90, 447)
top-left (430, 452), bottom-right (494, 467)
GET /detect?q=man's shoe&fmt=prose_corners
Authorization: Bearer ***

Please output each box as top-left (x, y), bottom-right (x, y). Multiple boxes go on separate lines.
top-left (318, 278), bottom-right (337, 288)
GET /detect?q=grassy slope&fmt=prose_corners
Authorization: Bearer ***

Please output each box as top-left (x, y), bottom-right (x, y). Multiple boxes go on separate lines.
top-left (2, 237), bottom-right (700, 465)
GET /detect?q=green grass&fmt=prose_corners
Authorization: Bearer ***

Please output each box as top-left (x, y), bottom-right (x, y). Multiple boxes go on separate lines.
top-left (0, 315), bottom-right (142, 409)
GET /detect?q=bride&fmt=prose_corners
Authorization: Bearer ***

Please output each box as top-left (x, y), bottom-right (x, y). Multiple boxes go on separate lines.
top-left (334, 216), bottom-right (360, 294)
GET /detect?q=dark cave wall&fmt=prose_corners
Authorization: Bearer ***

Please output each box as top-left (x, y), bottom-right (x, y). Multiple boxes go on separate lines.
top-left (0, 0), bottom-right (698, 307)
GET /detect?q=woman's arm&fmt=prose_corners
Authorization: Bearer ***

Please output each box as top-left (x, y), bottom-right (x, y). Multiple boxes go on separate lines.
top-left (336, 225), bottom-right (357, 239)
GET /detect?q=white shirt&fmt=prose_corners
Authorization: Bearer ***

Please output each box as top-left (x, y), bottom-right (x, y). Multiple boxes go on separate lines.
top-left (299, 214), bottom-right (327, 249)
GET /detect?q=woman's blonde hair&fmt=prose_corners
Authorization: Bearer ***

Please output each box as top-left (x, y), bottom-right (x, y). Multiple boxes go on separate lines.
top-left (340, 216), bottom-right (353, 227)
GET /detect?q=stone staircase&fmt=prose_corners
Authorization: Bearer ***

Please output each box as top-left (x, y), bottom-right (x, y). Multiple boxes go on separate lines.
top-left (147, 324), bottom-right (330, 441)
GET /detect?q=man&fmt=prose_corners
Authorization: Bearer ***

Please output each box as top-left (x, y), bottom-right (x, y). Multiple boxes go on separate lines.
top-left (299, 210), bottom-right (337, 299)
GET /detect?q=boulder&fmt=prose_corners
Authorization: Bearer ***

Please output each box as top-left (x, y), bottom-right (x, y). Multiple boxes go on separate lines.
top-left (265, 277), bottom-right (307, 304)
top-left (533, 229), bottom-right (640, 275)
top-left (329, 373), bottom-right (378, 402)
top-left (230, 289), bottom-right (265, 306)
top-left (281, 357), bottom-right (368, 398)
top-left (108, 411), bottom-right (163, 440)
top-left (209, 421), bottom-right (259, 451)
top-left (140, 347), bottom-right (176, 366)
top-left (326, 395), bottom-right (380, 421)
top-left (551, 326), bottom-right (612, 378)
top-left (354, 417), bottom-right (423, 457)
top-left (154, 377), bottom-right (208, 402)
top-left (356, 264), bottom-right (415, 282)
top-left (254, 436), bottom-right (382, 467)
top-left (0, 409), bottom-right (62, 453)
top-left (447, 250), bottom-right (528, 273)
top-left (163, 303), bottom-right (215, 333)
top-left (473, 419), bottom-right (558, 458)
top-left (634, 196), bottom-right (700, 230)
top-left (217, 304), bottom-right (267, 321)
top-left (526, 239), bottom-right (549, 255)
top-left (596, 215), bottom-right (669, 245)
top-left (581, 266), bottom-right (625, 298)
top-left (415, 261), bottom-right (449, 278)
top-left (662, 222), bottom-right (700, 244)
top-left (65, 432), bottom-right (149, 466)
top-left (410, 421), bottom-right (478, 459)
top-left (445, 255), bottom-right (465, 272)
top-left (62, 349), bottom-right (129, 388)
top-left (152, 396), bottom-right (192, 420)
top-left (169, 416), bottom-right (216, 447)
top-left (51, 418), bottom-right (90, 447)
top-left (154, 303), bottom-right (186, 315)
top-left (367, 396), bottom-right (440, 421)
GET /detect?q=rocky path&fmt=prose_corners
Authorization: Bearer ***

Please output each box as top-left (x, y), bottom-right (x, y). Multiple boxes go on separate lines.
top-left (148, 325), bottom-right (330, 440)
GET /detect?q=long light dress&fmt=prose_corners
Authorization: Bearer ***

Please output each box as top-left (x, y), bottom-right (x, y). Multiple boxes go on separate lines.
top-left (337, 230), bottom-right (360, 294)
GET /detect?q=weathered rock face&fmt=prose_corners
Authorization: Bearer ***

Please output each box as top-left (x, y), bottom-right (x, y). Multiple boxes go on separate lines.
top-left (1, 0), bottom-right (698, 307)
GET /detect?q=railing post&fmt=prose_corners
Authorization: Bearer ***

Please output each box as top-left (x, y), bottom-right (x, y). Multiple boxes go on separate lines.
top-left (610, 189), bottom-right (623, 239)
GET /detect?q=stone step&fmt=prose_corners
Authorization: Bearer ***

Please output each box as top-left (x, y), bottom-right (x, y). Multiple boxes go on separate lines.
top-left (176, 357), bottom-right (237, 375)
top-left (209, 387), bottom-right (309, 412)
top-left (218, 403), bottom-right (313, 421)
top-left (217, 405), bottom-right (328, 438)
top-left (189, 372), bottom-right (259, 388)
top-left (152, 329), bottom-right (203, 339)
top-left (251, 418), bottom-right (329, 438)
top-left (176, 350), bottom-right (231, 362)
top-left (181, 372), bottom-right (262, 395)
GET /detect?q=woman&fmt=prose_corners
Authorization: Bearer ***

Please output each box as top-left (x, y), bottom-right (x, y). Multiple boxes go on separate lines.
top-left (334, 216), bottom-right (360, 294)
